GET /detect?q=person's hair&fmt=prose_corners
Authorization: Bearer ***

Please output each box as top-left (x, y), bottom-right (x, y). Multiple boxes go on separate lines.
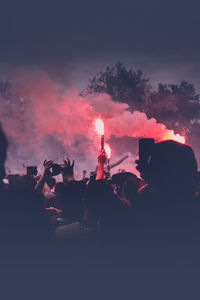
top-left (147, 140), bottom-right (198, 195)
top-left (112, 172), bottom-right (143, 200)
top-left (123, 176), bottom-right (144, 202)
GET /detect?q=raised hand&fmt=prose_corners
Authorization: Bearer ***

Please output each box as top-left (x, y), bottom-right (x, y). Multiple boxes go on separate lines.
top-left (98, 149), bottom-right (107, 165)
top-left (62, 158), bottom-right (75, 182)
top-left (43, 160), bottom-right (55, 178)
top-left (35, 160), bottom-right (55, 194)
top-left (82, 170), bottom-right (87, 180)
top-left (96, 150), bottom-right (107, 180)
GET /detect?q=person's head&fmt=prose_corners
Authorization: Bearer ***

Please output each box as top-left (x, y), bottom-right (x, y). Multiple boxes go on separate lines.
top-left (146, 140), bottom-right (198, 196)
top-left (0, 124), bottom-right (8, 181)
top-left (123, 175), bottom-right (144, 203)
top-left (84, 180), bottom-right (115, 217)
top-left (58, 181), bottom-right (86, 222)
top-left (84, 180), bottom-right (129, 235)
top-left (55, 182), bottom-right (65, 195)
top-left (13, 175), bottom-right (37, 193)
top-left (111, 172), bottom-right (143, 198)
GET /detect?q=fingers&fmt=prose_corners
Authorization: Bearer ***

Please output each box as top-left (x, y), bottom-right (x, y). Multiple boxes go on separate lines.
top-left (98, 149), bottom-right (107, 164)
top-left (99, 149), bottom-right (106, 155)
top-left (63, 158), bottom-right (69, 166)
top-left (98, 149), bottom-right (107, 157)
top-left (43, 160), bottom-right (54, 168)
top-left (63, 159), bottom-right (67, 166)
top-left (100, 149), bottom-right (106, 154)
top-left (63, 158), bottom-right (74, 168)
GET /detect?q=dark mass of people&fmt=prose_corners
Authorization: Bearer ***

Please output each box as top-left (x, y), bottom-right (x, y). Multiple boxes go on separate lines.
top-left (1, 124), bottom-right (200, 299)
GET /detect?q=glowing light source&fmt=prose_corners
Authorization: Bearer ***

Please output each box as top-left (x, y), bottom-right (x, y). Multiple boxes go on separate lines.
top-left (172, 133), bottom-right (185, 144)
top-left (164, 131), bottom-right (186, 144)
top-left (105, 143), bottom-right (112, 159)
top-left (94, 117), bottom-right (104, 135)
top-left (94, 117), bottom-right (105, 150)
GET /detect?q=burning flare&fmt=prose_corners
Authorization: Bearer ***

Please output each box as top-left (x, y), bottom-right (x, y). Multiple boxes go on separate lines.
top-left (163, 130), bottom-right (186, 144)
top-left (172, 133), bottom-right (185, 144)
top-left (94, 117), bottom-right (104, 135)
top-left (105, 143), bottom-right (112, 159)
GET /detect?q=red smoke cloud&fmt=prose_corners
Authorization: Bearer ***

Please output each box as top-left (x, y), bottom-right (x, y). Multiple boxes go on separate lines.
top-left (0, 70), bottom-right (185, 175)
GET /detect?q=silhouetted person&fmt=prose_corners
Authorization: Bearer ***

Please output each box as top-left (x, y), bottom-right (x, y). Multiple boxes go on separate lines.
top-left (133, 140), bottom-right (200, 273)
top-left (145, 140), bottom-right (197, 196)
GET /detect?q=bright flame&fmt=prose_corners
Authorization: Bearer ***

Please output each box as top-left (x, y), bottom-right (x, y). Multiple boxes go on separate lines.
top-left (105, 143), bottom-right (112, 159)
top-left (172, 133), bottom-right (185, 144)
top-left (94, 117), bottom-right (104, 135)
top-left (163, 131), bottom-right (186, 144)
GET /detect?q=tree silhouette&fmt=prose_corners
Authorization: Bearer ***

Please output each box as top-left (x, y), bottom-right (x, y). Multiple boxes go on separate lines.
top-left (82, 62), bottom-right (151, 112)
top-left (84, 63), bottom-right (200, 134)
top-left (147, 81), bottom-right (200, 132)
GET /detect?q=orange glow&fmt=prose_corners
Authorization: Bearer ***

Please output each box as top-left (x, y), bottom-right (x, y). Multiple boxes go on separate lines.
top-left (105, 143), bottom-right (112, 159)
top-left (172, 133), bottom-right (185, 144)
top-left (163, 131), bottom-right (186, 144)
top-left (94, 117), bottom-right (104, 135)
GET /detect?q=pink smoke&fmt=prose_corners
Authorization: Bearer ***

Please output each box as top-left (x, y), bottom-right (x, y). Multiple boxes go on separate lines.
top-left (0, 69), bottom-right (185, 175)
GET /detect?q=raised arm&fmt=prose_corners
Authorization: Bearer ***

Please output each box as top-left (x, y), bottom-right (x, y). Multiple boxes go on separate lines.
top-left (96, 149), bottom-right (107, 180)
top-left (35, 160), bottom-right (54, 194)
top-left (62, 158), bottom-right (75, 183)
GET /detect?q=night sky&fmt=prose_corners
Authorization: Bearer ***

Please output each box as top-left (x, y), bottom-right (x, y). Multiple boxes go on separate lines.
top-left (1, 0), bottom-right (200, 89)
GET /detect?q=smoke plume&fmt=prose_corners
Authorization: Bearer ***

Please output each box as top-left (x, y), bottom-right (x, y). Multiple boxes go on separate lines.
top-left (0, 70), bottom-right (180, 177)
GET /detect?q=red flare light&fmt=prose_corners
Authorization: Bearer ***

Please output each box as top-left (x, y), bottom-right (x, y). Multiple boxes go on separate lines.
top-left (105, 143), bottom-right (112, 159)
top-left (172, 133), bottom-right (185, 144)
top-left (94, 117), bottom-right (104, 135)
top-left (164, 131), bottom-right (186, 144)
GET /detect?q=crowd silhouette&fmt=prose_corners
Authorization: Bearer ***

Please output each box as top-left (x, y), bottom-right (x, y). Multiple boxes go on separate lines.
top-left (1, 124), bottom-right (200, 299)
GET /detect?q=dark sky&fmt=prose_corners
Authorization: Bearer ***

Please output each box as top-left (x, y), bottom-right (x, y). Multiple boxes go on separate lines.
top-left (1, 0), bottom-right (200, 89)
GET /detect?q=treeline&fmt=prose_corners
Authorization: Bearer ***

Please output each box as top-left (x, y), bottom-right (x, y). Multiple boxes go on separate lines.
top-left (82, 62), bottom-right (200, 135)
